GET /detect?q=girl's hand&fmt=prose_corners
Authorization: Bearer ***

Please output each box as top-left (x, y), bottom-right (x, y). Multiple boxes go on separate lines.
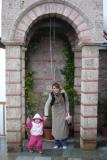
top-left (43, 116), bottom-right (48, 125)
top-left (43, 116), bottom-right (48, 121)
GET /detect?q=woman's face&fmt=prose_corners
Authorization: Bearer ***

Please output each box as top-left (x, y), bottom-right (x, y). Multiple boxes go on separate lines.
top-left (52, 86), bottom-right (60, 94)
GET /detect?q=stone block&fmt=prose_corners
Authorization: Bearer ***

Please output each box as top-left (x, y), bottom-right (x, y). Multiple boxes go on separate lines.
top-left (17, 22), bottom-right (27, 32)
top-left (81, 93), bottom-right (98, 104)
top-left (74, 15), bottom-right (84, 26)
top-left (28, 10), bottom-right (37, 21)
top-left (39, 3), bottom-right (50, 15)
top-left (7, 131), bottom-right (21, 142)
top-left (48, 3), bottom-right (57, 14)
top-left (6, 46), bottom-right (21, 58)
top-left (22, 15), bottom-right (32, 27)
top-left (63, 6), bottom-right (72, 17)
top-left (80, 138), bottom-right (96, 150)
top-left (69, 9), bottom-right (79, 21)
top-left (56, 3), bottom-right (65, 15)
top-left (81, 82), bottom-right (98, 92)
top-left (6, 83), bottom-right (21, 94)
top-left (81, 116), bottom-right (97, 128)
top-left (6, 59), bottom-right (21, 71)
top-left (6, 107), bottom-right (21, 119)
top-left (33, 6), bottom-right (43, 17)
top-left (82, 46), bottom-right (99, 58)
top-left (81, 105), bottom-right (97, 116)
top-left (7, 96), bottom-right (21, 106)
top-left (6, 71), bottom-right (21, 82)
top-left (7, 120), bottom-right (21, 130)
top-left (82, 58), bottom-right (99, 69)
top-left (81, 70), bottom-right (98, 80)
top-left (80, 127), bottom-right (97, 139)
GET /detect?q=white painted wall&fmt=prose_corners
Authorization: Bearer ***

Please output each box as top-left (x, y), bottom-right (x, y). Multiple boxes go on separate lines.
top-left (0, 0), bottom-right (6, 135)
top-left (103, 0), bottom-right (107, 32)
top-left (0, 104), bottom-right (6, 135)
top-left (0, 49), bottom-right (6, 135)
top-left (0, 49), bottom-right (5, 101)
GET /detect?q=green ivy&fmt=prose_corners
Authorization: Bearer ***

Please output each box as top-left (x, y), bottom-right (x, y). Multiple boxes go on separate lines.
top-left (25, 39), bottom-right (39, 116)
top-left (25, 71), bottom-right (36, 116)
top-left (61, 46), bottom-right (78, 113)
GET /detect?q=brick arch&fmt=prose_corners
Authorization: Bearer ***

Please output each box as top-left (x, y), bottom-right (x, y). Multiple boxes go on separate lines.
top-left (13, 0), bottom-right (92, 44)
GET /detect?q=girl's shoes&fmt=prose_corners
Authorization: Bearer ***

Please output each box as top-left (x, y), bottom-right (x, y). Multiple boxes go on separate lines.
top-left (38, 151), bottom-right (43, 154)
top-left (29, 150), bottom-right (33, 153)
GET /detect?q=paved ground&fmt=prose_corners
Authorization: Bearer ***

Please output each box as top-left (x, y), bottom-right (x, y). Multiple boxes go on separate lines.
top-left (0, 136), bottom-right (107, 160)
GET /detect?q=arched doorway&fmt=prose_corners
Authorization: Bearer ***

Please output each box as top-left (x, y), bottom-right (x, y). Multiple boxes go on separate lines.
top-left (24, 15), bottom-right (78, 137)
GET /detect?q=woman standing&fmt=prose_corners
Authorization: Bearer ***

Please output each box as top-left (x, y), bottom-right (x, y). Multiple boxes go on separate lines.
top-left (44, 82), bottom-right (70, 149)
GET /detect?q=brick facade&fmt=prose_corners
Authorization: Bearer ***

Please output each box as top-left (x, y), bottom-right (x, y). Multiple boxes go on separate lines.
top-left (2, 0), bottom-right (104, 151)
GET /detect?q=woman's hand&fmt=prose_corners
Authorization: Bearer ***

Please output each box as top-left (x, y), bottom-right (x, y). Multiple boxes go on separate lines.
top-left (65, 113), bottom-right (72, 124)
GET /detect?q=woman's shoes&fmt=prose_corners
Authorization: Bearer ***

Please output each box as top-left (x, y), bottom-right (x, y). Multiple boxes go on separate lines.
top-left (53, 145), bottom-right (58, 149)
top-left (29, 150), bottom-right (33, 153)
top-left (62, 145), bottom-right (67, 149)
top-left (53, 145), bottom-right (67, 149)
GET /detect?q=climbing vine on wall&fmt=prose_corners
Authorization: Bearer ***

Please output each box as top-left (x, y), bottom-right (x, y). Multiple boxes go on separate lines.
top-left (61, 45), bottom-right (78, 113)
top-left (25, 40), bottom-right (38, 116)
top-left (25, 71), bottom-right (36, 116)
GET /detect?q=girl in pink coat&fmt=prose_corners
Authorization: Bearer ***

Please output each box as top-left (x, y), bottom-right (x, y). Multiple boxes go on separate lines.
top-left (28, 113), bottom-right (44, 153)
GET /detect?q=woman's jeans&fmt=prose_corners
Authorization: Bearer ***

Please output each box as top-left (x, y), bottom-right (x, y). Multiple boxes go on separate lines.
top-left (55, 138), bottom-right (68, 147)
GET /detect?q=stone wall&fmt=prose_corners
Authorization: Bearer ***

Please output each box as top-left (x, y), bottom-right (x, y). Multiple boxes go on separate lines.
top-left (29, 36), bottom-right (65, 93)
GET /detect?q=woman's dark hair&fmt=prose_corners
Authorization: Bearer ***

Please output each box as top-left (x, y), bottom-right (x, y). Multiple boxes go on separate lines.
top-left (52, 82), bottom-right (61, 89)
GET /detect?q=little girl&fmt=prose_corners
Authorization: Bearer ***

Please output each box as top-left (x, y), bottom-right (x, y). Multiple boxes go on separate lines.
top-left (28, 113), bottom-right (44, 153)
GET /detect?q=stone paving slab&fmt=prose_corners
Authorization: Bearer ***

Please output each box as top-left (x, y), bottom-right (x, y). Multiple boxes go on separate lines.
top-left (1, 150), bottom-right (107, 160)
top-left (1, 137), bottom-right (107, 160)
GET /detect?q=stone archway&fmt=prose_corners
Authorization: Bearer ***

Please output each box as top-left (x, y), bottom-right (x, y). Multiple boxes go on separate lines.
top-left (5, 0), bottom-right (100, 151)
top-left (12, 0), bottom-right (92, 44)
